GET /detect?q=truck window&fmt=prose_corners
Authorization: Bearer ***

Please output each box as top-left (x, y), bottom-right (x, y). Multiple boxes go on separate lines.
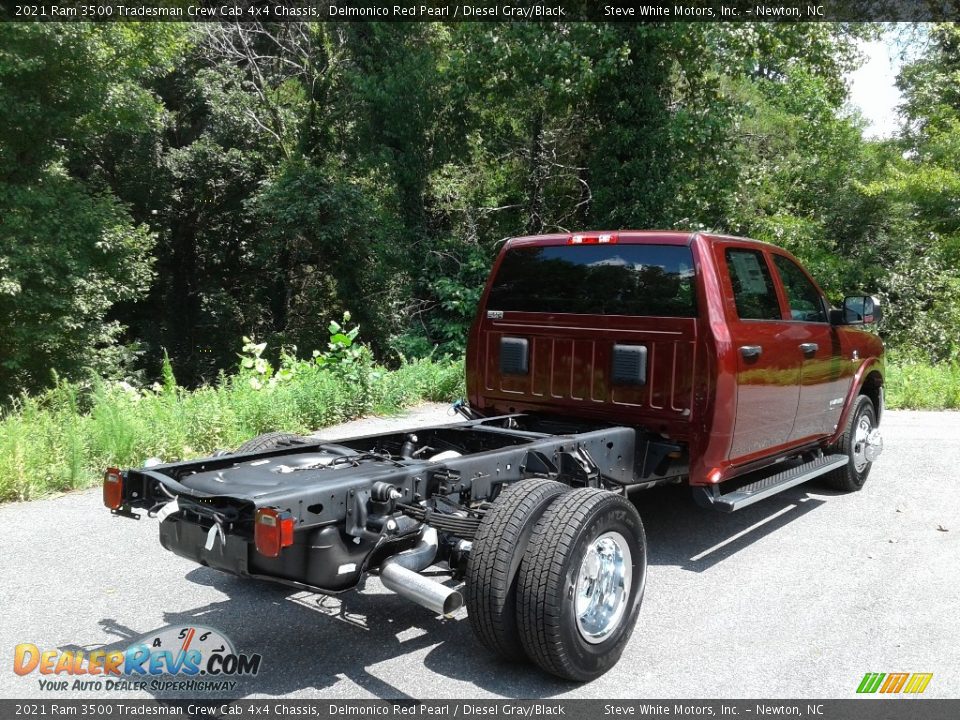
top-left (487, 244), bottom-right (697, 316)
top-left (725, 248), bottom-right (781, 320)
top-left (773, 255), bottom-right (827, 323)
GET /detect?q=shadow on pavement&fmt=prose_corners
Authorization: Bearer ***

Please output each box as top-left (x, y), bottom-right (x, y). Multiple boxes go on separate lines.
top-left (66, 566), bottom-right (574, 701)
top-left (61, 484), bottom-right (828, 700)
top-left (636, 482), bottom-right (827, 571)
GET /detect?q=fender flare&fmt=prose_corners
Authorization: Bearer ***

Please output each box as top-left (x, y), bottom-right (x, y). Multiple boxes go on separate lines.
top-left (827, 357), bottom-right (884, 445)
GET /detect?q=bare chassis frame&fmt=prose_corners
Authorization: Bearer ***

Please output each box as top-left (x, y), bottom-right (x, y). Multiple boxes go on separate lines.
top-left (114, 416), bottom-right (638, 595)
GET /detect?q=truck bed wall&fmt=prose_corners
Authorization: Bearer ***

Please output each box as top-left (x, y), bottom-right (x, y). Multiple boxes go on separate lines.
top-left (467, 314), bottom-right (700, 442)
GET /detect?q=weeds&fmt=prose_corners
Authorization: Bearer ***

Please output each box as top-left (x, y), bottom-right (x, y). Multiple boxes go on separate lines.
top-left (1, 316), bottom-right (956, 504)
top-left (885, 361), bottom-right (960, 410)
top-left (0, 317), bottom-right (464, 503)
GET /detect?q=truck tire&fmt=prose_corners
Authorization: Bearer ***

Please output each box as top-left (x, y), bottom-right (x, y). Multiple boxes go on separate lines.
top-left (516, 488), bottom-right (646, 681)
top-left (465, 478), bottom-right (569, 662)
top-left (235, 431), bottom-right (307, 453)
top-left (823, 394), bottom-right (879, 492)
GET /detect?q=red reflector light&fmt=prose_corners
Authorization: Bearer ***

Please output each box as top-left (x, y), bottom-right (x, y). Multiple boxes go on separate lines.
top-left (568, 232), bottom-right (618, 245)
top-left (255, 508), bottom-right (295, 558)
top-left (103, 467), bottom-right (124, 510)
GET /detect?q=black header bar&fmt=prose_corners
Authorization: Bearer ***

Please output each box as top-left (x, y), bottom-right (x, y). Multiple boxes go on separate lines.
top-left (1, 0), bottom-right (959, 22)
top-left (2, 700), bottom-right (960, 719)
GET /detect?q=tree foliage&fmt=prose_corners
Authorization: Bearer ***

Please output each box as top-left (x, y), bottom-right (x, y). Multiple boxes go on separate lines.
top-left (0, 24), bottom-right (179, 397)
top-left (865, 24), bottom-right (960, 359)
top-left (1, 21), bottom-right (957, 399)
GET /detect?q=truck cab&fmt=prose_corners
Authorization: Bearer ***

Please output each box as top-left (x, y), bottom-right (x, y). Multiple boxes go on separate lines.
top-left (466, 231), bottom-right (884, 494)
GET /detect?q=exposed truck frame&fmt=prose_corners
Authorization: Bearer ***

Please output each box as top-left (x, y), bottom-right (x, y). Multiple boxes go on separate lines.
top-left (118, 415), bottom-right (633, 595)
top-left (105, 230), bottom-right (885, 681)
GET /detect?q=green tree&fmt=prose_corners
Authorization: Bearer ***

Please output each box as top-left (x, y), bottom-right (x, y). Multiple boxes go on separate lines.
top-left (861, 24), bottom-right (960, 359)
top-left (0, 24), bottom-right (177, 397)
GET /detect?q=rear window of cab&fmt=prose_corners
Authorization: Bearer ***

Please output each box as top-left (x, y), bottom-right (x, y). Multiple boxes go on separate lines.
top-left (487, 244), bottom-right (697, 317)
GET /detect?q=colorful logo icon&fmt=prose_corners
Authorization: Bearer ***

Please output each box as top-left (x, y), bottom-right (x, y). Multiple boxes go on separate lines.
top-left (14, 625), bottom-right (261, 678)
top-left (857, 672), bottom-right (933, 694)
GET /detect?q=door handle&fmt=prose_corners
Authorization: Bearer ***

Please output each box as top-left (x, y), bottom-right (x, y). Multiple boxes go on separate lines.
top-left (740, 345), bottom-right (762, 359)
top-left (799, 342), bottom-right (819, 354)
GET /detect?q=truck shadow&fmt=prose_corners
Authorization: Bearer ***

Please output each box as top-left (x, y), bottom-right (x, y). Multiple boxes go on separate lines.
top-left (73, 567), bottom-right (574, 703)
top-left (69, 485), bottom-right (827, 701)
top-left (635, 483), bottom-right (827, 572)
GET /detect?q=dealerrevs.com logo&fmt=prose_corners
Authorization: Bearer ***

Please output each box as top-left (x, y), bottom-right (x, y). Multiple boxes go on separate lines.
top-left (857, 672), bottom-right (934, 694)
top-left (13, 625), bottom-right (262, 693)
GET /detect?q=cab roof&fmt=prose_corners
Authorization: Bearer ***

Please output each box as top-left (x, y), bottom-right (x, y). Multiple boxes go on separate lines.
top-left (505, 230), bottom-right (767, 248)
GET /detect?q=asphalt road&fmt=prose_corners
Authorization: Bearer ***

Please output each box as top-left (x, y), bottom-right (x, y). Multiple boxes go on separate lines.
top-left (1, 406), bottom-right (958, 700)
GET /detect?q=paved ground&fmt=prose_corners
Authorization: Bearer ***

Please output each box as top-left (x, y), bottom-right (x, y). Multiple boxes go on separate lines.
top-left (1, 406), bottom-right (958, 700)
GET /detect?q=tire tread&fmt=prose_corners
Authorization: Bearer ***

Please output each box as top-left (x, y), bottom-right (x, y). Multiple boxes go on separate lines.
top-left (465, 479), bottom-right (568, 660)
top-left (235, 431), bottom-right (306, 454)
top-left (516, 488), bottom-right (641, 680)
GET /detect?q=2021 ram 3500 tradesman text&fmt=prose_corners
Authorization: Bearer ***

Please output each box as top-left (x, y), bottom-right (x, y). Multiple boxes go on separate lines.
top-left (104, 231), bottom-right (884, 681)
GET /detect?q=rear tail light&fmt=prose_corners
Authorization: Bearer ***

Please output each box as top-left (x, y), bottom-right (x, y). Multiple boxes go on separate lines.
top-left (255, 507), bottom-right (295, 558)
top-left (103, 467), bottom-right (124, 510)
top-left (568, 232), bottom-right (618, 245)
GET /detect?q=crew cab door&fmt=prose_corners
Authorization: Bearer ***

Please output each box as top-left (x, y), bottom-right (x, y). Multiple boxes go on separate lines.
top-left (719, 246), bottom-right (802, 462)
top-left (769, 252), bottom-right (854, 440)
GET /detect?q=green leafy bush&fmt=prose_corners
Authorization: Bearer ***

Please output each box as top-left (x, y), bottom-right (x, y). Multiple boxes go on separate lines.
top-left (0, 321), bottom-right (464, 503)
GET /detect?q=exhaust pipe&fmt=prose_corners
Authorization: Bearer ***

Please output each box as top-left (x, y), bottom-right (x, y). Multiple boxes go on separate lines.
top-left (379, 526), bottom-right (464, 617)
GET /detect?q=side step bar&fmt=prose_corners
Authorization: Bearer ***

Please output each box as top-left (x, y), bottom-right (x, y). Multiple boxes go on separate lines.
top-left (694, 454), bottom-right (848, 513)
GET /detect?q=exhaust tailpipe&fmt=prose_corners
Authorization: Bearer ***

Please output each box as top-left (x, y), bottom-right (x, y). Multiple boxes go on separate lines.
top-left (380, 564), bottom-right (464, 617)
top-left (379, 526), bottom-right (464, 617)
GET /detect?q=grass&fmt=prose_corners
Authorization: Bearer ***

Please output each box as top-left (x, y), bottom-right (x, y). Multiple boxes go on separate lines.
top-left (1, 351), bottom-right (956, 504)
top-left (884, 361), bottom-right (960, 410)
top-left (0, 356), bottom-right (464, 504)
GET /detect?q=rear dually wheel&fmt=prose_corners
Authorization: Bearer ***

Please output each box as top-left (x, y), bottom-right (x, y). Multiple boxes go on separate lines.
top-left (516, 488), bottom-right (647, 681)
top-left (466, 478), bottom-right (570, 661)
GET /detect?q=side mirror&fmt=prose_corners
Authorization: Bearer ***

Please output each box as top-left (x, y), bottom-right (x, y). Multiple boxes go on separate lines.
top-left (831, 295), bottom-right (882, 326)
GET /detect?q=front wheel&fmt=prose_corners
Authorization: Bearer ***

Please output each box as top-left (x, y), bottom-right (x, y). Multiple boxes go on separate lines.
top-left (824, 395), bottom-right (881, 492)
top-left (516, 488), bottom-right (646, 681)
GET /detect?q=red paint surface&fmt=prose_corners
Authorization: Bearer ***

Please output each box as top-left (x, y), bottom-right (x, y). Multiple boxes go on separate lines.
top-left (466, 231), bottom-right (884, 485)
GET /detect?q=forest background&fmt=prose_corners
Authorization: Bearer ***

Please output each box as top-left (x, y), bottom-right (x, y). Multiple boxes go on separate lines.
top-left (1, 21), bottom-right (958, 500)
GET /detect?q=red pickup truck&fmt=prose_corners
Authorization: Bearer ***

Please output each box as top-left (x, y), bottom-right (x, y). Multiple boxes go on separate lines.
top-left (468, 230), bottom-right (885, 504)
top-left (105, 230), bottom-right (884, 682)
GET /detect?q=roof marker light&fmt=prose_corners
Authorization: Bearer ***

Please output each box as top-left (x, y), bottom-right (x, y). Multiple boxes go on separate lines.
top-left (568, 233), bottom-right (618, 245)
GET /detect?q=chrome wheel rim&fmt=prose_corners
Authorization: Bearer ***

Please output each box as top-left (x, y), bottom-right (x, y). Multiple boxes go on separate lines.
top-left (575, 531), bottom-right (632, 644)
top-left (852, 414), bottom-right (873, 473)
